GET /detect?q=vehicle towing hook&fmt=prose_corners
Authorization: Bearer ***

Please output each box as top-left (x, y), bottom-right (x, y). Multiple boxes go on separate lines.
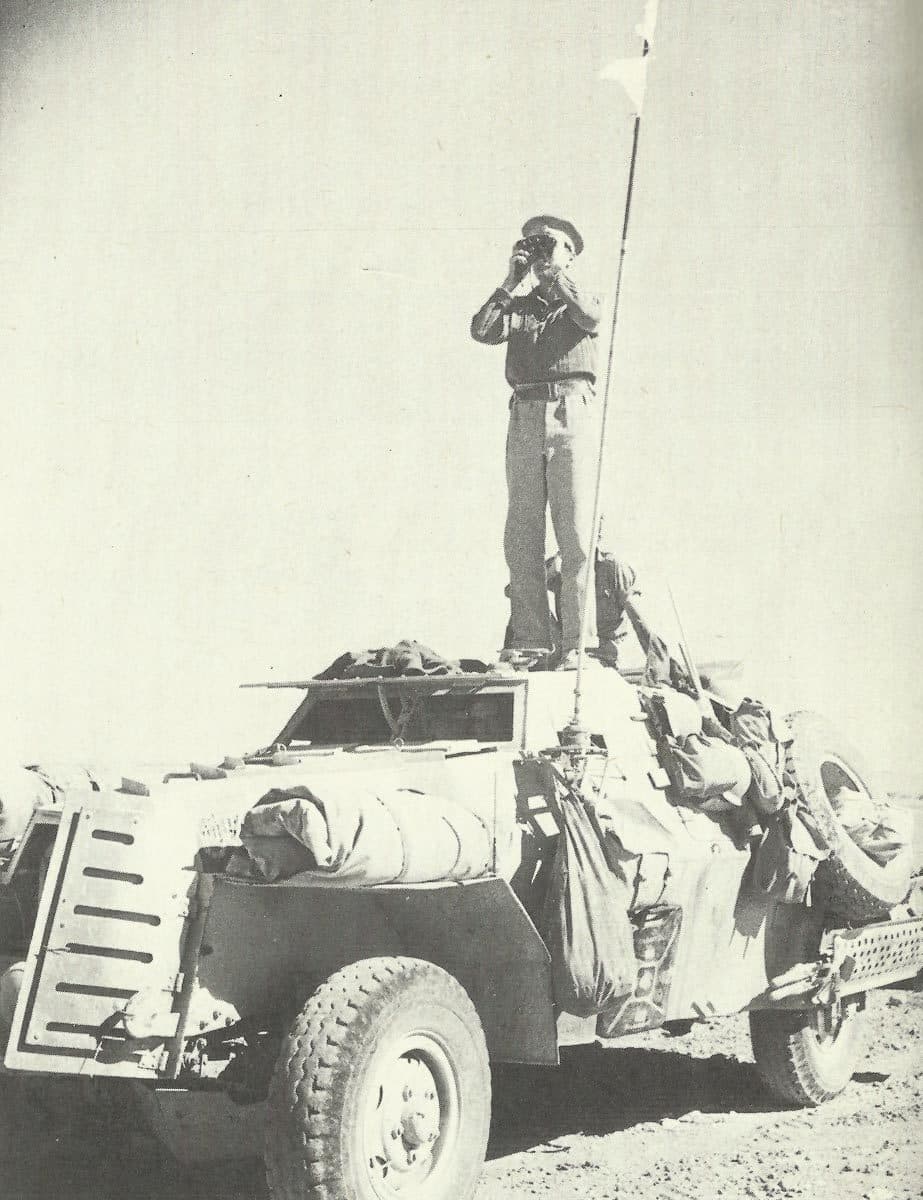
top-left (765, 961), bottom-right (823, 1001)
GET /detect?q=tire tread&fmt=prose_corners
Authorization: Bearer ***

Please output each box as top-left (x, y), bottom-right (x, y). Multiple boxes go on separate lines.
top-left (749, 1006), bottom-right (864, 1107)
top-left (265, 956), bottom-right (488, 1200)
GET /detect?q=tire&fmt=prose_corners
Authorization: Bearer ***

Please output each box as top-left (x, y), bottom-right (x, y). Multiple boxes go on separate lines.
top-left (265, 956), bottom-right (491, 1200)
top-left (783, 711), bottom-right (913, 922)
top-left (749, 1001), bottom-right (866, 1106)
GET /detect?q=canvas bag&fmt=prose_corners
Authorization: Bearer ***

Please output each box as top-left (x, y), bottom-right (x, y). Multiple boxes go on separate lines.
top-left (543, 783), bottom-right (637, 1018)
top-left (665, 732), bottom-right (752, 802)
top-left (753, 805), bottom-right (829, 904)
top-left (707, 699), bottom-right (789, 817)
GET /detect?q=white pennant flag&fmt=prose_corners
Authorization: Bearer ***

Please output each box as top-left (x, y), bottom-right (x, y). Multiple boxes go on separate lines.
top-left (599, 0), bottom-right (660, 114)
top-left (599, 57), bottom-right (651, 112)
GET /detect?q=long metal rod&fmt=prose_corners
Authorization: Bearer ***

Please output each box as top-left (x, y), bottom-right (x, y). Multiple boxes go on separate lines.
top-left (667, 583), bottom-right (708, 709)
top-left (241, 674), bottom-right (529, 690)
top-left (571, 43), bottom-right (651, 731)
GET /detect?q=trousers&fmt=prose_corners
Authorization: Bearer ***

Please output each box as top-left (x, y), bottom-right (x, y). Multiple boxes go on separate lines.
top-left (504, 380), bottom-right (599, 653)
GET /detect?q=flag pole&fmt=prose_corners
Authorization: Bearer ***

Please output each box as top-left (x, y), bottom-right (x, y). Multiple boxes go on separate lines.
top-left (564, 10), bottom-right (657, 748)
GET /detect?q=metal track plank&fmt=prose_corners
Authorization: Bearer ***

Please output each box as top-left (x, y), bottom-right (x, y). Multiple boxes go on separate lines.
top-left (46, 910), bottom-right (182, 957)
top-left (20, 1024), bottom-right (124, 1053)
top-left (7, 797), bottom-right (197, 1076)
top-left (59, 868), bottom-right (195, 915)
top-left (34, 950), bottom-right (163, 994)
top-left (24, 987), bottom-right (135, 1029)
top-left (8, 1051), bottom-right (156, 1078)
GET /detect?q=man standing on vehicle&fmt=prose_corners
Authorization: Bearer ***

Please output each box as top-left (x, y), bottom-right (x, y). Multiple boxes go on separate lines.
top-left (471, 216), bottom-right (601, 669)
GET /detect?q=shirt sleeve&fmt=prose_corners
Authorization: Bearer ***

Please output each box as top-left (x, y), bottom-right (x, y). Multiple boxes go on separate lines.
top-left (470, 288), bottom-right (513, 344)
top-left (550, 272), bottom-right (601, 333)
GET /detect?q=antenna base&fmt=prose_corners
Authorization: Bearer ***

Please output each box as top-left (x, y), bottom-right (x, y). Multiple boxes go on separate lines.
top-left (558, 717), bottom-right (592, 752)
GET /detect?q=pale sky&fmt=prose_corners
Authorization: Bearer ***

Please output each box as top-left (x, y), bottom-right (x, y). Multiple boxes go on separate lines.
top-left (1, 1), bottom-right (921, 787)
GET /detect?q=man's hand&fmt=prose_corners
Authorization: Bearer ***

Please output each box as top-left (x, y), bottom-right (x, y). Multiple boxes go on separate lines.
top-left (501, 242), bottom-right (533, 293)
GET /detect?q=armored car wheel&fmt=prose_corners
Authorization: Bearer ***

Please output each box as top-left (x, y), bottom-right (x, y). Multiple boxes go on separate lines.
top-left (783, 712), bottom-right (913, 921)
top-left (749, 1000), bottom-right (866, 1106)
top-left (265, 956), bottom-right (491, 1200)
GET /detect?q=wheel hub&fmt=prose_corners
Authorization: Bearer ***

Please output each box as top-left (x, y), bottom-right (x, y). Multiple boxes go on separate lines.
top-left (812, 1002), bottom-right (844, 1042)
top-left (367, 1048), bottom-right (447, 1190)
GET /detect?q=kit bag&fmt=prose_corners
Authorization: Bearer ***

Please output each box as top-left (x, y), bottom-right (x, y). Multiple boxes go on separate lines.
top-left (752, 805), bottom-right (829, 904)
top-left (664, 732), bottom-right (752, 801)
top-left (543, 785), bottom-right (636, 1017)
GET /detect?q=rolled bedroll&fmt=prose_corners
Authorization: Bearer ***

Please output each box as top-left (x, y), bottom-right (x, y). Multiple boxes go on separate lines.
top-left (223, 782), bottom-right (494, 886)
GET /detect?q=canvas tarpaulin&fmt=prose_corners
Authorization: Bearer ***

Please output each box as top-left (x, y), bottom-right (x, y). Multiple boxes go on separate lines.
top-left (542, 772), bottom-right (636, 1018)
top-left (315, 640), bottom-right (487, 680)
top-left (224, 783), bottom-right (492, 886)
top-left (663, 732), bottom-right (752, 803)
top-left (831, 787), bottom-right (915, 867)
top-left (752, 805), bottom-right (830, 905)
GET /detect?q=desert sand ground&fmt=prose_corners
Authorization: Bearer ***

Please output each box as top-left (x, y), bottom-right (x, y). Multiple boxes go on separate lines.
top-left (0, 980), bottom-right (919, 1200)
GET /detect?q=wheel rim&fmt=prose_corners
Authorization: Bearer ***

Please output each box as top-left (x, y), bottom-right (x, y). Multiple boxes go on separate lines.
top-left (811, 1002), bottom-right (848, 1046)
top-left (819, 754), bottom-right (881, 857)
top-left (809, 1000), bottom-right (862, 1075)
top-left (819, 755), bottom-right (870, 804)
top-left (361, 1031), bottom-right (461, 1197)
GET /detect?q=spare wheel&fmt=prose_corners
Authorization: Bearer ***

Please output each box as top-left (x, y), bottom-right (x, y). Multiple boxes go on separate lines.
top-left (783, 711), bottom-right (913, 922)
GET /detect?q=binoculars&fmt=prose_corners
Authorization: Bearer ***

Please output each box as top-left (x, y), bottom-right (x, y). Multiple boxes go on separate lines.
top-left (515, 233), bottom-right (556, 263)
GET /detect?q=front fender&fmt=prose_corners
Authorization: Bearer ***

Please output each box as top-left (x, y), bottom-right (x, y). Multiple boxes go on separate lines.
top-left (189, 874), bottom-right (558, 1065)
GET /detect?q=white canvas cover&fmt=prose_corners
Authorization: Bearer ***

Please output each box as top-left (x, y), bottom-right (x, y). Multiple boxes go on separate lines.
top-left (225, 783), bottom-right (493, 885)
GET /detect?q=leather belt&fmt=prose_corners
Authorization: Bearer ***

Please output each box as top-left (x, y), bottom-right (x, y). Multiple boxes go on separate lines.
top-left (512, 378), bottom-right (594, 401)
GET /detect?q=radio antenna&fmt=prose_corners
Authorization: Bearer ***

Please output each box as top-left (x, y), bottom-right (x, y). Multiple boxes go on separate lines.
top-left (564, 3), bottom-right (659, 749)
